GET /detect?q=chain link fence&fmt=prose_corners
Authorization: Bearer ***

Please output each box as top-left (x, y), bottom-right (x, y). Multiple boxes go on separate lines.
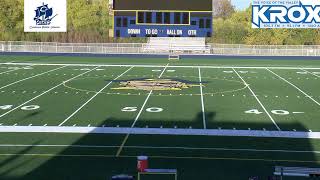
top-left (1, 41), bottom-right (320, 56)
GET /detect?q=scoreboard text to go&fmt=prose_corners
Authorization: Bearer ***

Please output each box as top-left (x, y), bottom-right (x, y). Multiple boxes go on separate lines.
top-left (128, 28), bottom-right (197, 36)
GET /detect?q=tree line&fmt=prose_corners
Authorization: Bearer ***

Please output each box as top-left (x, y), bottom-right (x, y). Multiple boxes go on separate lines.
top-left (0, 0), bottom-right (319, 45)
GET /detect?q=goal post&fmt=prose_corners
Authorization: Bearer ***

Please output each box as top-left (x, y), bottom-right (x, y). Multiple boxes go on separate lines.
top-left (138, 169), bottom-right (178, 180)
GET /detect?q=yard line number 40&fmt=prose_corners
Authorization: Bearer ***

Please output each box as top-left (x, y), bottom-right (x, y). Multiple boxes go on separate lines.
top-left (0, 105), bottom-right (40, 111)
top-left (245, 109), bottom-right (291, 115)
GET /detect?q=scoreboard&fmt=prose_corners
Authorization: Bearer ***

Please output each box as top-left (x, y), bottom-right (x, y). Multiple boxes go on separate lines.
top-left (112, 0), bottom-right (213, 37)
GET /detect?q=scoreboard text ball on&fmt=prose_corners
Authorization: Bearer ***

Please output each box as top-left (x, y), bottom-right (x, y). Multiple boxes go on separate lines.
top-left (112, 0), bottom-right (213, 37)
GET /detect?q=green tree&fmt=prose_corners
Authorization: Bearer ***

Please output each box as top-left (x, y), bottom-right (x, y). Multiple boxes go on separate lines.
top-left (0, 0), bottom-right (24, 41)
top-left (213, 0), bottom-right (235, 19)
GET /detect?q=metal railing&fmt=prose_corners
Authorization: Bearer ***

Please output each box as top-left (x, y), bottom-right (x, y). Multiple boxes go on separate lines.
top-left (1, 41), bottom-right (320, 56)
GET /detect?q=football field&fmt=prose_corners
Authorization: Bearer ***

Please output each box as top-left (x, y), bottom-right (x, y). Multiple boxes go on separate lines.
top-left (0, 55), bottom-right (320, 179)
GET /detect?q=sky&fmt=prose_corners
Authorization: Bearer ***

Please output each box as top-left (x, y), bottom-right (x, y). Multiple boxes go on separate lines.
top-left (231, 0), bottom-right (251, 10)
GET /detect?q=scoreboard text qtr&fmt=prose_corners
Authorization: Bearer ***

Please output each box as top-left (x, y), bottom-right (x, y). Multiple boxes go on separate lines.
top-left (112, 0), bottom-right (213, 37)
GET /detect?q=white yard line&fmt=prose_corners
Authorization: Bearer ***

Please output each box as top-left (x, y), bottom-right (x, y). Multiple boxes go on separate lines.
top-left (267, 68), bottom-right (320, 106)
top-left (59, 66), bottom-right (134, 126)
top-left (233, 68), bottom-right (281, 131)
top-left (158, 63), bottom-right (169, 78)
top-left (198, 67), bottom-right (206, 129)
top-left (0, 65), bottom-right (67, 90)
top-left (0, 144), bottom-right (319, 154)
top-left (301, 68), bottom-right (320, 78)
top-left (116, 63), bottom-right (169, 157)
top-left (2, 62), bottom-right (320, 70)
top-left (130, 63), bottom-right (169, 128)
top-left (0, 66), bottom-right (100, 118)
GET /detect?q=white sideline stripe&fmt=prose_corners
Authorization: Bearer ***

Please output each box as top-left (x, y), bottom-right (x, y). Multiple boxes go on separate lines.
top-left (59, 66), bottom-right (134, 126)
top-left (198, 67), bottom-right (206, 129)
top-left (0, 144), bottom-right (319, 154)
top-left (267, 69), bottom-right (320, 106)
top-left (2, 62), bottom-right (320, 70)
top-left (0, 66), bottom-right (66, 90)
top-left (233, 68), bottom-right (281, 131)
top-left (0, 67), bottom-right (100, 118)
top-left (301, 68), bottom-right (320, 78)
top-left (1, 126), bottom-right (320, 139)
top-left (116, 63), bottom-right (169, 157)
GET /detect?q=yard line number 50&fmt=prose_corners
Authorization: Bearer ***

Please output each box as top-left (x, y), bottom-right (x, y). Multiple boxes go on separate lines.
top-left (121, 107), bottom-right (163, 113)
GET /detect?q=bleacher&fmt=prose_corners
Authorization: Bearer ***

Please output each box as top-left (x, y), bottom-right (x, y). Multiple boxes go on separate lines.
top-left (142, 37), bottom-right (211, 54)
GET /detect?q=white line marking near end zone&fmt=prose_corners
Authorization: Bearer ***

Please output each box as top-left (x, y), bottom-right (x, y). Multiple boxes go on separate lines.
top-left (0, 66), bottom-right (67, 90)
top-left (0, 68), bottom-right (21, 75)
top-left (267, 68), bottom-right (320, 106)
top-left (233, 68), bottom-right (281, 131)
top-left (0, 66), bottom-right (100, 119)
top-left (301, 69), bottom-right (320, 78)
top-left (59, 66), bottom-right (134, 126)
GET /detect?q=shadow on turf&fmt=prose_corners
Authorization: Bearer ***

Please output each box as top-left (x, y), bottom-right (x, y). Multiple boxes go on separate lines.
top-left (19, 111), bottom-right (43, 121)
top-left (101, 111), bottom-right (310, 131)
top-left (1, 113), bottom-right (319, 180)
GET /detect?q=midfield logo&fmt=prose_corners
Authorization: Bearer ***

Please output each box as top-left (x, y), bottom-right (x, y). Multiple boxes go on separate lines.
top-left (252, 0), bottom-right (320, 28)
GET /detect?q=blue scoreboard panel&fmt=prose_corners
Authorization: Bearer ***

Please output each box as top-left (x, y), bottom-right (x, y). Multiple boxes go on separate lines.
top-left (112, 0), bottom-right (213, 37)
